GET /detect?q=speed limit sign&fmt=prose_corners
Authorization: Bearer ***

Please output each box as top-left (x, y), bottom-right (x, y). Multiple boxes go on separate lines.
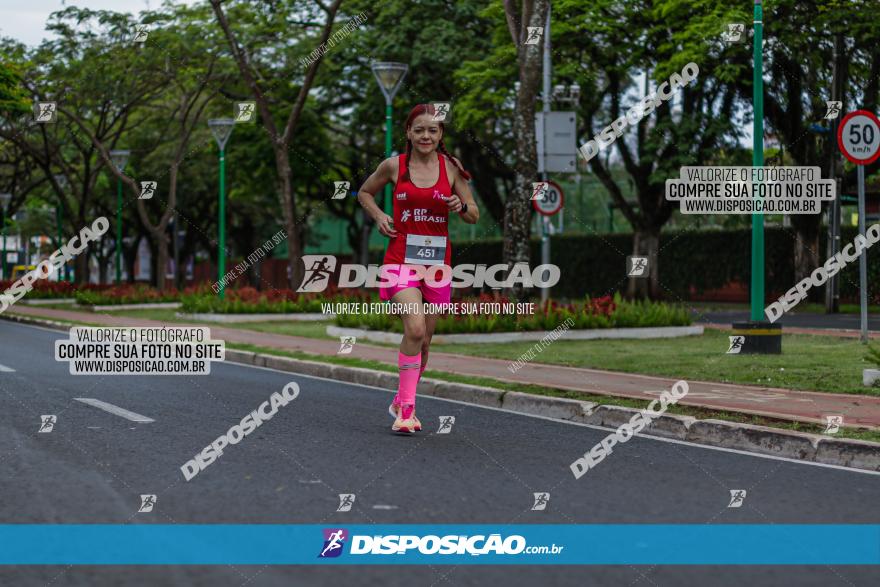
top-left (532, 180), bottom-right (564, 216)
top-left (838, 110), bottom-right (880, 165)
top-left (837, 110), bottom-right (880, 344)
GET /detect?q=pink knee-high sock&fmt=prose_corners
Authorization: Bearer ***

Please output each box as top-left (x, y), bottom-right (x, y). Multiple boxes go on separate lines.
top-left (397, 351), bottom-right (421, 418)
top-left (394, 352), bottom-right (427, 406)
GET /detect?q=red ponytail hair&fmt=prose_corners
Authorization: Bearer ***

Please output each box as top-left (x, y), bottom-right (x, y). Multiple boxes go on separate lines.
top-left (401, 103), bottom-right (472, 183)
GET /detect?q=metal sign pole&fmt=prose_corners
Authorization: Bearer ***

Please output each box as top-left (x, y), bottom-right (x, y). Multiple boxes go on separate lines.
top-left (858, 164), bottom-right (868, 342)
top-left (539, 8), bottom-right (551, 305)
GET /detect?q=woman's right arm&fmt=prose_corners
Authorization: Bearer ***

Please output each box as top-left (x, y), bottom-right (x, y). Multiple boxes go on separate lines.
top-left (357, 158), bottom-right (397, 238)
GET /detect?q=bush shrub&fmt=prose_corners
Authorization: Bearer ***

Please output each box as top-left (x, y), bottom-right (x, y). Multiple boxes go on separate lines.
top-left (335, 292), bottom-right (691, 334)
top-left (75, 284), bottom-right (184, 306)
top-left (180, 285), bottom-right (374, 314)
top-left (0, 280), bottom-right (106, 299)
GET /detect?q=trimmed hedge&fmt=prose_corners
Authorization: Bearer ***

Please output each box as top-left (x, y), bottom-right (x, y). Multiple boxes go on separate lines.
top-left (439, 226), bottom-right (877, 301)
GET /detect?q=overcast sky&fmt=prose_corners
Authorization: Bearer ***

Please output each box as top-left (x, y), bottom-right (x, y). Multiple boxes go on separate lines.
top-left (0, 0), bottom-right (198, 47)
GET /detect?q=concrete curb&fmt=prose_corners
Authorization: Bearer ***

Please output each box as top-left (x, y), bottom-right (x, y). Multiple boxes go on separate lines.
top-left (327, 324), bottom-right (704, 345)
top-left (85, 302), bottom-right (181, 311)
top-left (177, 312), bottom-right (331, 323)
top-left (3, 312), bottom-right (878, 473)
top-left (221, 347), bottom-right (878, 472)
top-left (19, 298), bottom-right (76, 305)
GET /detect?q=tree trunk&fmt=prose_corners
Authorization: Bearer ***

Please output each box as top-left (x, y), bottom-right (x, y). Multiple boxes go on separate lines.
top-left (792, 216), bottom-right (821, 301)
top-left (153, 230), bottom-right (169, 291)
top-left (503, 0), bottom-right (549, 301)
top-left (627, 226), bottom-right (660, 300)
top-left (359, 213), bottom-right (372, 265)
top-left (98, 252), bottom-right (109, 285)
top-left (74, 252), bottom-right (89, 285)
top-left (125, 238), bottom-right (139, 284)
top-left (274, 144), bottom-right (303, 289)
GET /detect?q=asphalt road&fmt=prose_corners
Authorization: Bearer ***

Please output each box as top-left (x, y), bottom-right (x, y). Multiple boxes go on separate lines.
top-left (1, 320), bottom-right (878, 586)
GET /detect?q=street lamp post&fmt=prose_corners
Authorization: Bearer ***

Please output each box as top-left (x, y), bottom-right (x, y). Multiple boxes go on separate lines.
top-left (53, 174), bottom-right (69, 282)
top-left (15, 210), bottom-right (27, 273)
top-left (0, 192), bottom-right (10, 280)
top-left (371, 62), bottom-right (409, 219)
top-left (750, 0), bottom-right (765, 321)
top-left (109, 150), bottom-right (131, 285)
top-left (208, 119), bottom-right (235, 299)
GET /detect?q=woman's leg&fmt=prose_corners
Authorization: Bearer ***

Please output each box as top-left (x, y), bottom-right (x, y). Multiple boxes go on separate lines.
top-left (420, 312), bottom-right (440, 382)
top-left (391, 288), bottom-right (425, 425)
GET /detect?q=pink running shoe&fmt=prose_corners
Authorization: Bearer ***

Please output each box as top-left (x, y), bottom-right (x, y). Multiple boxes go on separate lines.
top-left (389, 402), bottom-right (421, 431)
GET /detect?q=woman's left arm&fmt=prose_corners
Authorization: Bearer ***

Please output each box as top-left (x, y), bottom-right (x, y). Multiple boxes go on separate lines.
top-left (447, 164), bottom-right (479, 224)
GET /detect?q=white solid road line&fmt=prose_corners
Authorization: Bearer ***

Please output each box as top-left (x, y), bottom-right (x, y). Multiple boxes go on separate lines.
top-left (73, 398), bottom-right (155, 423)
top-left (230, 360), bottom-right (880, 477)
top-left (0, 364), bottom-right (15, 372)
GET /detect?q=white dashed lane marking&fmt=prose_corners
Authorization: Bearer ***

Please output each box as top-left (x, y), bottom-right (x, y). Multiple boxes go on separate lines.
top-left (73, 398), bottom-right (155, 423)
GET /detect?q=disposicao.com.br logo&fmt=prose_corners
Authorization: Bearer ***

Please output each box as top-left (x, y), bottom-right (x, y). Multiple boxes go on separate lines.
top-left (318, 529), bottom-right (563, 558)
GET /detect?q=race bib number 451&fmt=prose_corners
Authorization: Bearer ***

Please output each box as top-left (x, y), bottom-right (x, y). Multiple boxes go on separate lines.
top-left (404, 234), bottom-right (447, 265)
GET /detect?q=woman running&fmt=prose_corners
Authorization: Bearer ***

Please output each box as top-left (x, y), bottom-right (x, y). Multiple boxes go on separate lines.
top-left (357, 103), bottom-right (479, 434)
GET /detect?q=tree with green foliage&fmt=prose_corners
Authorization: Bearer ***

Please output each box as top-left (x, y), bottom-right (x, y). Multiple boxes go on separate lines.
top-left (210, 0), bottom-right (345, 289)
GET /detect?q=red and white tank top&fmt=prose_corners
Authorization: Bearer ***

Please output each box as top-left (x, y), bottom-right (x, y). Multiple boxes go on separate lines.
top-left (383, 152), bottom-right (453, 266)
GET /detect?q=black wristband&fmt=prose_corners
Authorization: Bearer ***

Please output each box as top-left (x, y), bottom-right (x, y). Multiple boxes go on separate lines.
top-left (459, 202), bottom-right (469, 215)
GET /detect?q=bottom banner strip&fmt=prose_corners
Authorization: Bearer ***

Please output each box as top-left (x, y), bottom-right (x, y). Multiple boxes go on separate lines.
top-left (1, 525), bottom-right (877, 565)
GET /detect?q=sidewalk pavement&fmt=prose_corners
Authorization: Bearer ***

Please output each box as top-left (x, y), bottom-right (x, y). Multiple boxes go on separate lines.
top-left (7, 305), bottom-right (880, 430)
